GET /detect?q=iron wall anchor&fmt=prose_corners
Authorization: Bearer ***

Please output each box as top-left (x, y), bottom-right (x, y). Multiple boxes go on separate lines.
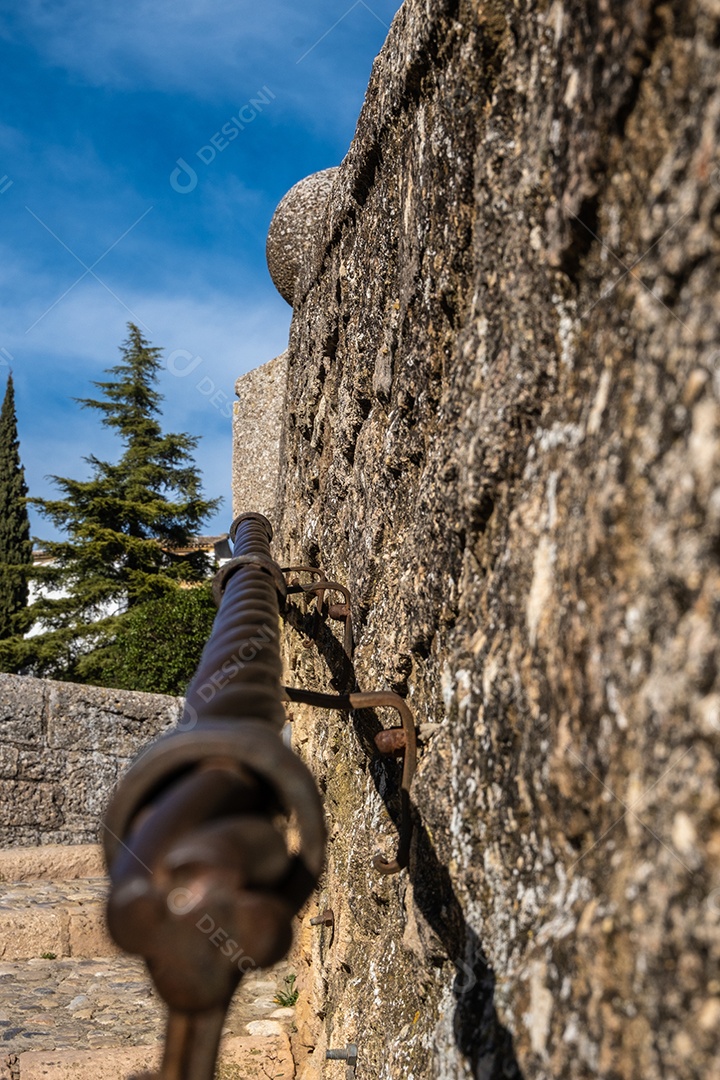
top-left (282, 686), bottom-right (417, 874)
top-left (326, 1042), bottom-right (358, 1078)
top-left (309, 908), bottom-right (335, 928)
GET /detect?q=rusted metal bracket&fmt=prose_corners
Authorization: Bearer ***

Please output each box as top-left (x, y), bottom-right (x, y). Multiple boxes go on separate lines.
top-left (281, 685), bottom-right (417, 875)
top-left (282, 565), bottom-right (354, 658)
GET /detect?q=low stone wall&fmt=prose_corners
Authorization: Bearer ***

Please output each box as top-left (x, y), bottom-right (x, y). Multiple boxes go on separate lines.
top-left (0, 674), bottom-right (182, 846)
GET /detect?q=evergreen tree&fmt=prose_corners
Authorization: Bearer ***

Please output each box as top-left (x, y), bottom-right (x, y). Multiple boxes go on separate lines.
top-left (0, 374), bottom-right (32, 640)
top-left (3, 324), bottom-right (221, 682)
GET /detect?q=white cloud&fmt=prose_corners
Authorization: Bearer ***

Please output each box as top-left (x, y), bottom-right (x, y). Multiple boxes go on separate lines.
top-left (13, 1), bottom-right (328, 93)
top-left (3, 0), bottom-right (405, 544)
top-left (4, 271), bottom-right (290, 541)
top-left (9, 0), bottom-right (400, 130)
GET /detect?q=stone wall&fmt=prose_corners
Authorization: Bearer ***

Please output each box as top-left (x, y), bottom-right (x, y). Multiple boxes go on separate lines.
top-left (0, 674), bottom-right (181, 846)
top-left (232, 353), bottom-right (289, 528)
top-left (270, 1), bottom-right (720, 1078)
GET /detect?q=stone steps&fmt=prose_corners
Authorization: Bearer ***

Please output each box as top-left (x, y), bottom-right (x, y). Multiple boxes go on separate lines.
top-left (0, 879), bottom-right (112, 962)
top-left (0, 846), bottom-right (105, 883)
top-left (13, 1034), bottom-right (294, 1080)
top-left (0, 846), bottom-right (297, 1079)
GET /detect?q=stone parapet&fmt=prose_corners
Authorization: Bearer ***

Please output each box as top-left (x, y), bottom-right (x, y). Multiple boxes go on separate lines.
top-left (273, 0), bottom-right (720, 1077)
top-left (0, 674), bottom-right (181, 846)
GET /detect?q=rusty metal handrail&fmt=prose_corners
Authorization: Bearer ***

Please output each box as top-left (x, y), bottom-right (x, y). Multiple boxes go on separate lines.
top-left (102, 513), bottom-right (325, 1080)
top-left (102, 513), bottom-right (420, 1078)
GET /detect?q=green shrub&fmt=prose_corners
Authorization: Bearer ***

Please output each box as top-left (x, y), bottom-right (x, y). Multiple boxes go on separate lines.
top-left (80, 584), bottom-right (217, 695)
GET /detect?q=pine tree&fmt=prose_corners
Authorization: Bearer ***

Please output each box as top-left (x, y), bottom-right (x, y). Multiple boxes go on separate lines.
top-left (8, 324), bottom-right (222, 682)
top-left (0, 374), bottom-right (32, 640)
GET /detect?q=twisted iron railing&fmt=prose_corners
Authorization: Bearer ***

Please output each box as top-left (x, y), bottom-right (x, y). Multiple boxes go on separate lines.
top-left (103, 514), bottom-right (324, 1078)
top-left (103, 512), bottom-right (417, 1078)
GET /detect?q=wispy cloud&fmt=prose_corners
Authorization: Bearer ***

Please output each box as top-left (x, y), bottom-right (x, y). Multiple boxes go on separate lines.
top-left (2, 0), bottom-right (404, 543)
top-left (0, 121), bottom-right (27, 154)
top-left (8, 0), bottom-right (397, 99)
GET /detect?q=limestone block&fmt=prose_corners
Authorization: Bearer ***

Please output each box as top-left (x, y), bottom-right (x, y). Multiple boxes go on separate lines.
top-left (63, 752), bottom-right (119, 823)
top-left (68, 905), bottom-right (116, 958)
top-left (0, 676), bottom-right (183, 843)
top-left (0, 674), bottom-right (44, 747)
top-left (16, 749), bottom-right (65, 782)
top-left (0, 782), bottom-right (63, 829)
top-left (232, 353), bottom-right (289, 527)
top-left (17, 1046), bottom-right (162, 1080)
top-left (216, 1035), bottom-right (295, 1079)
top-left (17, 1034), bottom-right (294, 1080)
top-left (0, 907), bottom-right (67, 960)
top-left (0, 844), bottom-right (104, 882)
top-left (46, 682), bottom-right (180, 755)
top-left (0, 746), bottom-right (18, 779)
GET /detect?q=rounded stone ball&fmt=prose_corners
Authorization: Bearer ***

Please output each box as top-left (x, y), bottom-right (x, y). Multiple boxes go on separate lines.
top-left (266, 167), bottom-right (338, 305)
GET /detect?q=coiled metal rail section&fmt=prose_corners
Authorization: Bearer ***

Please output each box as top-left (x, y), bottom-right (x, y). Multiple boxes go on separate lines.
top-left (103, 512), bottom-right (417, 1078)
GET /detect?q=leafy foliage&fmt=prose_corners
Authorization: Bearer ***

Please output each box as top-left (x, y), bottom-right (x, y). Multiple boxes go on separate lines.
top-left (81, 584), bottom-right (218, 695)
top-left (273, 973), bottom-right (298, 1008)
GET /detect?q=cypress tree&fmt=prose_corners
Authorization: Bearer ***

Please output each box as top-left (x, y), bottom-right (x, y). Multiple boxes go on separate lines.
top-left (0, 374), bottom-right (32, 641)
top-left (12, 324), bottom-right (222, 682)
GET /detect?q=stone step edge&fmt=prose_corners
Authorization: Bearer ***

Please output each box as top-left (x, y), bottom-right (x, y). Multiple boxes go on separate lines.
top-left (0, 897), bottom-right (115, 962)
top-left (0, 846), bottom-right (105, 883)
top-left (4, 1033), bottom-right (294, 1080)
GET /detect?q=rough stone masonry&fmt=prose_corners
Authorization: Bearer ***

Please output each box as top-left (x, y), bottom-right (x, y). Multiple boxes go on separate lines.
top-left (257, 0), bottom-right (720, 1078)
top-left (0, 674), bottom-right (181, 846)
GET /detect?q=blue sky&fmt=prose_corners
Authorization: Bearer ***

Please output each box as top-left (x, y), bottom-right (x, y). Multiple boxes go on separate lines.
top-left (0, 0), bottom-right (403, 542)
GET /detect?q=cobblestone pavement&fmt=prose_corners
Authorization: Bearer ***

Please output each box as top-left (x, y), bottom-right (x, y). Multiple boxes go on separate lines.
top-left (0, 879), bottom-right (107, 910)
top-left (0, 956), bottom-right (295, 1055)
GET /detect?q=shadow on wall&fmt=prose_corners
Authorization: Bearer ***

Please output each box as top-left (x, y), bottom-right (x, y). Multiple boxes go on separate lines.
top-left (282, 603), bottom-right (523, 1078)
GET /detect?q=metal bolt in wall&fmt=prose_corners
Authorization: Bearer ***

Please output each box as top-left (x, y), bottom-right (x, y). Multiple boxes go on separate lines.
top-left (326, 1043), bottom-right (358, 1078)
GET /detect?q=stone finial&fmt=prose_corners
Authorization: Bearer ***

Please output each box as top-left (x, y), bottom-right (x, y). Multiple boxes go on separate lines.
top-left (266, 167), bottom-right (338, 305)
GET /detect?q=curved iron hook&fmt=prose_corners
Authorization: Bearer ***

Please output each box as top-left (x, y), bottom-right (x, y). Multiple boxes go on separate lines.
top-left (281, 686), bottom-right (417, 874)
top-left (297, 580), bottom-right (354, 658)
